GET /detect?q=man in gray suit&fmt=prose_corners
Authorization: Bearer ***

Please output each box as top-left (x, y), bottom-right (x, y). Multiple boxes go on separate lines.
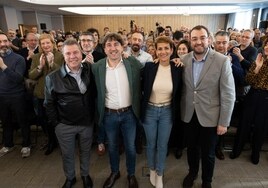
top-left (180, 25), bottom-right (235, 188)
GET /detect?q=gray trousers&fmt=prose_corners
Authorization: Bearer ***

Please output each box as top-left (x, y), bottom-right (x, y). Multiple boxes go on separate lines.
top-left (55, 123), bottom-right (93, 180)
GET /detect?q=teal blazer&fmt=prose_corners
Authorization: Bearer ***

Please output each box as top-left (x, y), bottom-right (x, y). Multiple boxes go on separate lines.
top-left (92, 56), bottom-right (143, 125)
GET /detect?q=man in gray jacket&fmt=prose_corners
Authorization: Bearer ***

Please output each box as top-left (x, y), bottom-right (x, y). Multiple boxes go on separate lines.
top-left (180, 25), bottom-right (235, 188)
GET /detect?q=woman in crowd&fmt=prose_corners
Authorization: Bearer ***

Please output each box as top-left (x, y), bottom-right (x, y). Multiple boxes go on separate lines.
top-left (147, 43), bottom-right (157, 60)
top-left (230, 38), bottom-right (268, 165)
top-left (176, 39), bottom-right (191, 57)
top-left (29, 33), bottom-right (64, 155)
top-left (141, 36), bottom-right (183, 188)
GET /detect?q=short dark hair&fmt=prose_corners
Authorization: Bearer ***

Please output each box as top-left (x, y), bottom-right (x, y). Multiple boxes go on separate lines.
top-left (102, 33), bottom-right (124, 48)
top-left (190, 25), bottom-right (210, 37)
top-left (176, 39), bottom-right (192, 53)
top-left (155, 36), bottom-right (174, 49)
top-left (214, 31), bottom-right (229, 38)
top-left (173, 31), bottom-right (184, 40)
top-left (79, 32), bottom-right (94, 40)
top-left (87, 28), bottom-right (100, 38)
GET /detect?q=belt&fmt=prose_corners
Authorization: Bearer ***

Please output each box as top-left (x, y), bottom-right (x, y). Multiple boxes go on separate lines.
top-left (148, 102), bottom-right (171, 107)
top-left (105, 106), bottom-right (131, 113)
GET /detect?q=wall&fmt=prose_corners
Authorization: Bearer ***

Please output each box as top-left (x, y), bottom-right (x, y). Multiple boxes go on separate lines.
top-left (63, 14), bottom-right (226, 35)
top-left (36, 13), bottom-right (52, 31)
top-left (51, 15), bottom-right (64, 31)
top-left (3, 6), bottom-right (19, 30)
top-left (0, 7), bottom-right (7, 32)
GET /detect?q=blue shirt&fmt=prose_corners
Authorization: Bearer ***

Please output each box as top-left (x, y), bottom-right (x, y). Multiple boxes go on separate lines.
top-left (192, 48), bottom-right (209, 87)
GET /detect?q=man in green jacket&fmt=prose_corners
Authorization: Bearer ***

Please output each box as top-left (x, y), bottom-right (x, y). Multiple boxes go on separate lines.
top-left (92, 33), bottom-right (142, 188)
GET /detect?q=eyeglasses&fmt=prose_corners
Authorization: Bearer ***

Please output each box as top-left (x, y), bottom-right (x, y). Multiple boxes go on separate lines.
top-left (80, 39), bottom-right (94, 43)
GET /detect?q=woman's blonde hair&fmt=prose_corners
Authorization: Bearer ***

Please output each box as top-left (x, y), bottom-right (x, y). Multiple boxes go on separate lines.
top-left (38, 33), bottom-right (57, 53)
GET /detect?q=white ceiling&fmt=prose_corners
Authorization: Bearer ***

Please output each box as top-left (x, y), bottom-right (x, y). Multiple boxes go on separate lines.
top-left (0, 0), bottom-right (268, 15)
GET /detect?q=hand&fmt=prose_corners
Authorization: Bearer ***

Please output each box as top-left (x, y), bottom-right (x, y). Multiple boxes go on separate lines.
top-left (0, 56), bottom-right (7, 70)
top-left (39, 54), bottom-right (46, 68)
top-left (27, 50), bottom-right (35, 60)
top-left (153, 58), bottom-right (159, 64)
top-left (46, 52), bottom-right (54, 66)
top-left (84, 53), bottom-right (94, 64)
top-left (217, 125), bottom-right (227, 135)
top-left (255, 53), bottom-right (263, 68)
top-left (122, 51), bottom-right (129, 59)
top-left (232, 47), bottom-right (244, 61)
top-left (171, 58), bottom-right (184, 67)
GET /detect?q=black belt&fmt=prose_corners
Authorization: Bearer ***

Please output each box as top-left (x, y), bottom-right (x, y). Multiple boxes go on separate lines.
top-left (105, 106), bottom-right (131, 113)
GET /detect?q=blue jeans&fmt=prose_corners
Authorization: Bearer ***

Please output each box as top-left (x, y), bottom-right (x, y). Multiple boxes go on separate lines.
top-left (103, 108), bottom-right (137, 176)
top-left (143, 104), bottom-right (172, 176)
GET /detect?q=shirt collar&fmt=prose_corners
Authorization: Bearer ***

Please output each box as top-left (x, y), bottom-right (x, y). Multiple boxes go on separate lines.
top-left (106, 58), bottom-right (123, 68)
top-left (65, 63), bottom-right (83, 74)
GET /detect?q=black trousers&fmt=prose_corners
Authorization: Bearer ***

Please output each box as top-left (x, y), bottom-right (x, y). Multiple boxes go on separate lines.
top-left (232, 88), bottom-right (268, 156)
top-left (0, 94), bottom-right (31, 147)
top-left (185, 112), bottom-right (218, 183)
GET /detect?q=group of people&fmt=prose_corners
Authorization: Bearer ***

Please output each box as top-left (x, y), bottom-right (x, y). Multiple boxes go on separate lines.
top-left (0, 23), bottom-right (267, 188)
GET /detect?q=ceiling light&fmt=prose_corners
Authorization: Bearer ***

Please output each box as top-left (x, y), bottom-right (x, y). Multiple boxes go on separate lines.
top-left (59, 6), bottom-right (242, 15)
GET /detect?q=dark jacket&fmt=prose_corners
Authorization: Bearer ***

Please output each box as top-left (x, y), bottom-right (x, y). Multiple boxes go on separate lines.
top-left (140, 61), bottom-right (183, 123)
top-left (44, 63), bottom-right (96, 127)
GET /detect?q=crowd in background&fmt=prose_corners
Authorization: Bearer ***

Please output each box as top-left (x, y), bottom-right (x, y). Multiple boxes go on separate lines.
top-left (0, 22), bottom-right (268, 188)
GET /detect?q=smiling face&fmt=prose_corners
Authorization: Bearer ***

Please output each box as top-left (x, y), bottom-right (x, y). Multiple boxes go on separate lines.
top-left (40, 38), bottom-right (54, 54)
top-left (190, 28), bottom-right (209, 56)
top-left (177, 43), bottom-right (189, 56)
top-left (156, 42), bottom-right (173, 63)
top-left (63, 44), bottom-right (82, 71)
top-left (104, 39), bottom-right (123, 62)
top-left (131, 32), bottom-right (143, 52)
top-left (0, 34), bottom-right (10, 54)
top-left (79, 34), bottom-right (95, 53)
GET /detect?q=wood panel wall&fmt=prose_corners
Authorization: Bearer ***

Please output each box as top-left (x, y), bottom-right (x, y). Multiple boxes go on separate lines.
top-left (63, 14), bottom-right (227, 36)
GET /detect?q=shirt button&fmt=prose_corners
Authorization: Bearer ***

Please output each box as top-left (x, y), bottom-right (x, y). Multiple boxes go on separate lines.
top-left (194, 91), bottom-right (197, 94)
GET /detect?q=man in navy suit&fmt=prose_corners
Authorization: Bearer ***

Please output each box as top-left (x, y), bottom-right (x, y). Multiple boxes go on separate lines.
top-left (213, 30), bottom-right (245, 160)
top-left (180, 25), bottom-right (235, 188)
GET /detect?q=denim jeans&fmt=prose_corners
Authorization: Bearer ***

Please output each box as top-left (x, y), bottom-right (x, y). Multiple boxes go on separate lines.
top-left (143, 104), bottom-right (172, 176)
top-left (103, 108), bottom-right (137, 176)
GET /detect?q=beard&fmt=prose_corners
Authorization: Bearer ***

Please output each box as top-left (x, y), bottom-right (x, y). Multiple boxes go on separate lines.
top-left (0, 45), bottom-right (9, 55)
top-left (192, 44), bottom-right (208, 55)
top-left (131, 44), bottom-right (140, 52)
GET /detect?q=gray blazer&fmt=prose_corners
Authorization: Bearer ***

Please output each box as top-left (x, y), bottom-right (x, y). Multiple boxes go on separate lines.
top-left (180, 49), bottom-right (235, 127)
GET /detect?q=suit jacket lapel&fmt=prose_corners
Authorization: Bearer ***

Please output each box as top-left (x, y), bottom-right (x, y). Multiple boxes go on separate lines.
top-left (98, 61), bottom-right (106, 99)
top-left (123, 59), bottom-right (133, 94)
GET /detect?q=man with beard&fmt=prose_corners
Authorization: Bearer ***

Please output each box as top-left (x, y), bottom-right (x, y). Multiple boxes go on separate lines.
top-left (79, 32), bottom-right (106, 64)
top-left (180, 25), bottom-right (235, 188)
top-left (126, 31), bottom-right (153, 66)
top-left (0, 32), bottom-right (31, 158)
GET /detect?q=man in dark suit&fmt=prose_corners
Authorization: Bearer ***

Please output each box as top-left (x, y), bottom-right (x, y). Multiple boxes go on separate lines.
top-left (180, 25), bottom-right (235, 188)
top-left (92, 33), bottom-right (142, 188)
top-left (18, 32), bottom-right (39, 78)
top-left (79, 31), bottom-right (106, 64)
top-left (213, 30), bottom-right (245, 160)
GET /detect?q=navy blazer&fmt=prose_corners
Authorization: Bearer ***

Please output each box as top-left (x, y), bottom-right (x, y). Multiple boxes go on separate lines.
top-left (140, 61), bottom-right (183, 123)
